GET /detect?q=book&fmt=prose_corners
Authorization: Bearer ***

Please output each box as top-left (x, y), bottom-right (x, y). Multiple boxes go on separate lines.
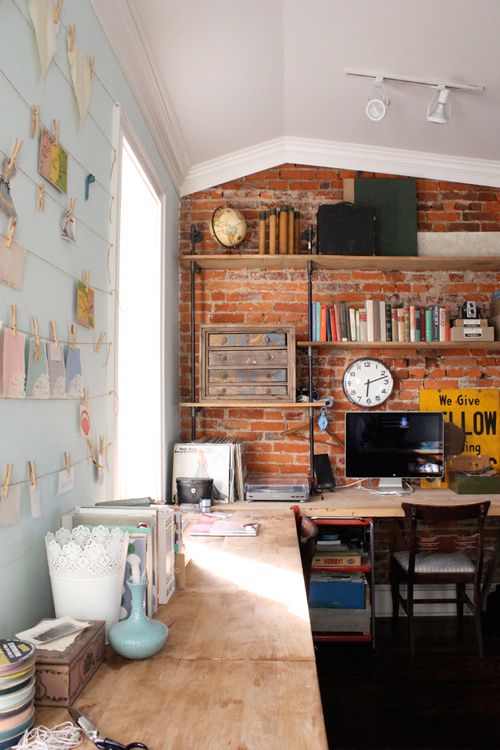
top-left (409, 305), bottom-right (416, 342)
top-left (320, 304), bottom-right (327, 342)
top-left (419, 306), bottom-right (426, 342)
top-left (391, 306), bottom-right (399, 342)
top-left (365, 299), bottom-right (380, 342)
top-left (339, 302), bottom-right (349, 341)
top-left (397, 307), bottom-right (405, 341)
top-left (312, 551), bottom-right (363, 567)
top-left (172, 442), bottom-right (235, 502)
top-left (359, 308), bottom-right (367, 341)
top-left (414, 306), bottom-right (421, 342)
top-left (349, 307), bottom-right (357, 342)
top-left (326, 306), bottom-right (332, 341)
top-left (385, 303), bottom-right (392, 341)
top-left (403, 304), bottom-right (410, 342)
top-left (333, 303), bottom-right (342, 341)
top-left (378, 301), bottom-right (386, 342)
top-left (425, 307), bottom-right (433, 342)
top-left (189, 518), bottom-right (259, 537)
top-left (329, 307), bottom-right (338, 341)
top-left (431, 304), bottom-right (440, 341)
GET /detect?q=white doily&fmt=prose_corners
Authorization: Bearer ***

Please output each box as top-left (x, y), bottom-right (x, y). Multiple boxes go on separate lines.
top-left (46, 525), bottom-right (128, 578)
top-left (31, 373), bottom-right (50, 399)
top-left (7, 371), bottom-right (25, 398)
top-left (67, 373), bottom-right (84, 398)
top-left (51, 374), bottom-right (66, 398)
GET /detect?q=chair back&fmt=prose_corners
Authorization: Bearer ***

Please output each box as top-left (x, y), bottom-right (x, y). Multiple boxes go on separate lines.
top-left (401, 501), bottom-right (490, 582)
top-left (292, 510), bottom-right (318, 594)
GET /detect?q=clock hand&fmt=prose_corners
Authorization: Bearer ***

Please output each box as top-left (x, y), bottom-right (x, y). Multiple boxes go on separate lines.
top-left (368, 375), bottom-right (389, 385)
top-left (365, 379), bottom-right (371, 397)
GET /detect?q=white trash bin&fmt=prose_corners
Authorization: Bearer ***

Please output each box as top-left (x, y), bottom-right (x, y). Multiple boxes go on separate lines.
top-left (45, 525), bottom-right (129, 635)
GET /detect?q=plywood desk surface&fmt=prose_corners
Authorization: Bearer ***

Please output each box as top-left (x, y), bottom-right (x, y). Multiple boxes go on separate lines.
top-left (37, 511), bottom-right (328, 750)
top-left (218, 488), bottom-right (500, 518)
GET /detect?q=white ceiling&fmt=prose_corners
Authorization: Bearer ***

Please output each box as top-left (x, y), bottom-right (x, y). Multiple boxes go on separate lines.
top-left (92, 0), bottom-right (500, 194)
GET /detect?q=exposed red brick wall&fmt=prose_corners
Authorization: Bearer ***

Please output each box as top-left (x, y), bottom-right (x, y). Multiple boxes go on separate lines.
top-left (179, 163), bottom-right (500, 481)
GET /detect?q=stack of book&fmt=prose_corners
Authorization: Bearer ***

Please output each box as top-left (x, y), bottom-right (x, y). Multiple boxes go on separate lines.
top-left (171, 438), bottom-right (247, 503)
top-left (309, 300), bottom-right (452, 343)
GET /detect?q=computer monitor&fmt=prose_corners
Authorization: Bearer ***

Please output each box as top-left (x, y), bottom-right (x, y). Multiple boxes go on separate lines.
top-left (345, 411), bottom-right (444, 494)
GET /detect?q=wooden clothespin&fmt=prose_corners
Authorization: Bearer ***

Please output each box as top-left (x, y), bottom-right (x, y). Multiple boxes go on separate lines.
top-left (3, 139), bottom-right (23, 181)
top-left (82, 270), bottom-right (90, 292)
top-left (64, 452), bottom-right (71, 477)
top-left (10, 305), bottom-right (16, 336)
top-left (50, 320), bottom-right (59, 348)
top-left (37, 184), bottom-right (45, 212)
top-left (82, 386), bottom-right (89, 410)
top-left (27, 460), bottom-right (37, 490)
top-left (31, 105), bottom-right (40, 138)
top-left (93, 331), bottom-right (105, 353)
top-left (88, 56), bottom-right (95, 78)
top-left (52, 119), bottom-right (59, 147)
top-left (53, 0), bottom-right (63, 23)
top-left (2, 464), bottom-right (13, 499)
top-left (67, 25), bottom-right (75, 52)
top-left (31, 316), bottom-right (41, 361)
top-left (70, 323), bottom-right (77, 349)
top-left (99, 434), bottom-right (105, 456)
top-left (6, 217), bottom-right (17, 248)
top-left (87, 438), bottom-right (98, 466)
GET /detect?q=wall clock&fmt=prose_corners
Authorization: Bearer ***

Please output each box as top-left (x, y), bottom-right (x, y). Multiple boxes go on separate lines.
top-left (342, 358), bottom-right (394, 408)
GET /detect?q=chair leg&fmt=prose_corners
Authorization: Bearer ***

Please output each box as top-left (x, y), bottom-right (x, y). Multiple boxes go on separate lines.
top-left (456, 583), bottom-right (465, 636)
top-left (473, 583), bottom-right (484, 658)
top-left (390, 559), bottom-right (400, 626)
top-left (407, 583), bottom-right (415, 657)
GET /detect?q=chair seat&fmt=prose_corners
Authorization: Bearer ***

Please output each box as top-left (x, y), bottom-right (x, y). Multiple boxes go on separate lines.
top-left (393, 550), bottom-right (475, 575)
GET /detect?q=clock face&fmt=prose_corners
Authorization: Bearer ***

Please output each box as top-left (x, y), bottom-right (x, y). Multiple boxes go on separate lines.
top-left (342, 358), bottom-right (394, 408)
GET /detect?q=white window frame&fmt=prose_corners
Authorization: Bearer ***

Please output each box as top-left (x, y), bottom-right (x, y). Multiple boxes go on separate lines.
top-left (113, 110), bottom-right (166, 500)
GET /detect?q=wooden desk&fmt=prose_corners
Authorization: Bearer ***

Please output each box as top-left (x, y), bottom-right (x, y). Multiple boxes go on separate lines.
top-left (218, 488), bottom-right (500, 518)
top-left (37, 512), bottom-right (328, 750)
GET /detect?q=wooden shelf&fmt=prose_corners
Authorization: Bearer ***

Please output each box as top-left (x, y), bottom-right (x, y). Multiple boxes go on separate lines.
top-left (180, 401), bottom-right (327, 408)
top-left (180, 253), bottom-right (500, 272)
top-left (297, 340), bottom-right (500, 350)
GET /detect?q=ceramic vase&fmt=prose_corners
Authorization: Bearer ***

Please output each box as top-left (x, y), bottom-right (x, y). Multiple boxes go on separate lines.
top-left (108, 580), bottom-right (168, 659)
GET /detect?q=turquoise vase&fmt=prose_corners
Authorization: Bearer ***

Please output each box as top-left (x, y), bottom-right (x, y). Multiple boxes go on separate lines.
top-left (108, 580), bottom-right (168, 659)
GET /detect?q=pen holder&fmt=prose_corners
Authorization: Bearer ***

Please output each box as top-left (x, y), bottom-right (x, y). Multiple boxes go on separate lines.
top-left (108, 579), bottom-right (168, 660)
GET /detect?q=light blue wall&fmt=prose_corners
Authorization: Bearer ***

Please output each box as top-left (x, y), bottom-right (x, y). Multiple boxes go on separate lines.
top-left (0, 0), bottom-right (179, 635)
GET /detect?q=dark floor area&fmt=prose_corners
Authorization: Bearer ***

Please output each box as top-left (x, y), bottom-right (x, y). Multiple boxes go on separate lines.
top-left (315, 616), bottom-right (500, 750)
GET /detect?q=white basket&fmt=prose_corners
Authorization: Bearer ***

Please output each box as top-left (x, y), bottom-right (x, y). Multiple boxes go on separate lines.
top-left (45, 526), bottom-right (129, 633)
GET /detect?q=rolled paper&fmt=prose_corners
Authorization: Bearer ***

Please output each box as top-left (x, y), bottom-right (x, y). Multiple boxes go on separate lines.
top-left (279, 206), bottom-right (288, 255)
top-left (258, 210), bottom-right (266, 254)
top-left (287, 206), bottom-right (294, 254)
top-left (268, 208), bottom-right (277, 255)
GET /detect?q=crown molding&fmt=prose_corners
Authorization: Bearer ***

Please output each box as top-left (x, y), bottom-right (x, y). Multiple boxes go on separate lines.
top-left (182, 135), bottom-right (500, 195)
top-left (90, 0), bottom-right (189, 194)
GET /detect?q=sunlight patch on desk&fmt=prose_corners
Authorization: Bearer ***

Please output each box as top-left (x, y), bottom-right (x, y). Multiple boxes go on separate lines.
top-left (187, 539), bottom-right (310, 621)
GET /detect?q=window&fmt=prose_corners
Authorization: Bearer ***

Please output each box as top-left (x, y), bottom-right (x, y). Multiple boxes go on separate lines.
top-left (115, 132), bottom-right (164, 500)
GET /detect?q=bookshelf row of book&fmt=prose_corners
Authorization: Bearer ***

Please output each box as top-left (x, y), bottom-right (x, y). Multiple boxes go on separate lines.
top-left (309, 300), bottom-right (453, 343)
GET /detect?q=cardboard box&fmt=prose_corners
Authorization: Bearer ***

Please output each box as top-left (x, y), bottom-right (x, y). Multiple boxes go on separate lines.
top-left (450, 326), bottom-right (495, 342)
top-left (310, 607), bottom-right (371, 633)
top-left (35, 621), bottom-right (105, 707)
top-left (309, 573), bottom-right (367, 609)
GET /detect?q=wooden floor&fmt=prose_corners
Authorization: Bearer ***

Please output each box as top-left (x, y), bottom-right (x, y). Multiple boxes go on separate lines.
top-left (316, 616), bottom-right (500, 750)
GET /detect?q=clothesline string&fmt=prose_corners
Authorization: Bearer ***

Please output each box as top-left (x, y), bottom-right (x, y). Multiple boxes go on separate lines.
top-left (11, 0), bottom-right (116, 151)
top-left (0, 144), bottom-right (113, 249)
top-left (0, 390), bottom-right (116, 402)
top-left (22, 245), bottom-right (114, 296)
top-left (0, 63), bottom-right (114, 200)
top-left (2, 323), bottom-right (111, 347)
top-left (2, 441), bottom-right (112, 489)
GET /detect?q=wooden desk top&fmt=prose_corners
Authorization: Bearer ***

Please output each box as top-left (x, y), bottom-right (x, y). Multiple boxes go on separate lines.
top-left (37, 512), bottom-right (328, 750)
top-left (217, 488), bottom-right (500, 518)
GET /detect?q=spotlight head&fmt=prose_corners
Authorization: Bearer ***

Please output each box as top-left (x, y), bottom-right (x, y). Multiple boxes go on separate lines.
top-left (427, 86), bottom-right (450, 124)
top-left (365, 76), bottom-right (389, 121)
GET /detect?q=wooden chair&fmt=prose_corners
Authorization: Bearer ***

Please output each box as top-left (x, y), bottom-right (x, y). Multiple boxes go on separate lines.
top-left (390, 500), bottom-right (490, 657)
top-left (292, 508), bottom-right (318, 595)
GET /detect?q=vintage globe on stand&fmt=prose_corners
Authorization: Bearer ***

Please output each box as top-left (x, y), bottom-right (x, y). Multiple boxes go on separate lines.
top-left (209, 206), bottom-right (247, 249)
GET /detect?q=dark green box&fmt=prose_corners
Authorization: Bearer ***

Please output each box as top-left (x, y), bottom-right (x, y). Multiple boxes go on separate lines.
top-left (449, 471), bottom-right (500, 495)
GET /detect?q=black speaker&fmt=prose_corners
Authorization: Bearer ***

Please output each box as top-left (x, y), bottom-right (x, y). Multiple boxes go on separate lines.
top-left (313, 454), bottom-right (336, 492)
top-left (317, 202), bottom-right (376, 255)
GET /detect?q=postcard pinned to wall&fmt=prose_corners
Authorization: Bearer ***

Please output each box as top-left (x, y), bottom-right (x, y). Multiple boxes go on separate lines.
top-left (76, 281), bottom-right (95, 328)
top-left (57, 466), bottom-right (74, 496)
top-left (39, 127), bottom-right (68, 193)
top-left (30, 484), bottom-right (42, 518)
top-left (0, 485), bottom-right (21, 527)
top-left (0, 234), bottom-right (25, 290)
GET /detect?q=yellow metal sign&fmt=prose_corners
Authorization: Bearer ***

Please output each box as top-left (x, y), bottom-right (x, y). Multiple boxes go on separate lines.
top-left (419, 388), bottom-right (500, 488)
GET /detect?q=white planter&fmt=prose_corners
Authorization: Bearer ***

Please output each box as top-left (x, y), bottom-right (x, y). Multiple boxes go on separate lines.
top-left (45, 526), bottom-right (129, 634)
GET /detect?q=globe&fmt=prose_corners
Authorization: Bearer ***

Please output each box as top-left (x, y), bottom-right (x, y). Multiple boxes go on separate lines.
top-left (209, 206), bottom-right (247, 249)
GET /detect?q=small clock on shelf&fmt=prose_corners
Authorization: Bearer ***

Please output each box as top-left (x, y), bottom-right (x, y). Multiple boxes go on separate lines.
top-left (342, 357), bottom-right (394, 407)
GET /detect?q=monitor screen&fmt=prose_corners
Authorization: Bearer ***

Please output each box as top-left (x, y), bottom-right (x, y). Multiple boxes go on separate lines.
top-left (345, 411), bottom-right (444, 488)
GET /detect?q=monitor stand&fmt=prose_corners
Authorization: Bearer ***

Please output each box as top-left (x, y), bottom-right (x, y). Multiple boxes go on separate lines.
top-left (377, 478), bottom-right (404, 495)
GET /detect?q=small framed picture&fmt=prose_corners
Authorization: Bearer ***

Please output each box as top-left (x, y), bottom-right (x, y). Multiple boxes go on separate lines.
top-left (39, 127), bottom-right (68, 193)
top-left (76, 281), bottom-right (95, 328)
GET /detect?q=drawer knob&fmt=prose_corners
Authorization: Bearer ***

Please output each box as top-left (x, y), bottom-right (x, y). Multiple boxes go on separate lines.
top-left (222, 337), bottom-right (227, 344)
top-left (222, 373), bottom-right (228, 379)
top-left (266, 353), bottom-right (273, 361)
top-left (222, 354), bottom-right (227, 361)
top-left (265, 336), bottom-right (271, 343)
top-left (266, 388), bottom-right (271, 394)
top-left (247, 358), bottom-right (257, 365)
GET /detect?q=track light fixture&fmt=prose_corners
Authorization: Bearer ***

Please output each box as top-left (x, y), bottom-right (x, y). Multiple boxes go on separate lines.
top-left (345, 69), bottom-right (484, 125)
top-left (365, 76), bottom-right (389, 122)
top-left (427, 85), bottom-right (450, 124)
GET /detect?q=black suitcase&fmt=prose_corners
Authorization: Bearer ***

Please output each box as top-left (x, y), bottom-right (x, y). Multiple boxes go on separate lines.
top-left (317, 202), bottom-right (376, 255)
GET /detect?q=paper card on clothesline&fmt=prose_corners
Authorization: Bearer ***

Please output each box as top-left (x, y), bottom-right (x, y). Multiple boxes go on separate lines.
top-left (30, 484), bottom-right (42, 518)
top-left (0, 485), bottom-right (21, 526)
top-left (0, 235), bottom-right (25, 290)
top-left (57, 467), bottom-right (74, 496)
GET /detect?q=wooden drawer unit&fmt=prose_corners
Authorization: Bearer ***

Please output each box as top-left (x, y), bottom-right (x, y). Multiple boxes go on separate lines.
top-left (200, 325), bottom-right (296, 402)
